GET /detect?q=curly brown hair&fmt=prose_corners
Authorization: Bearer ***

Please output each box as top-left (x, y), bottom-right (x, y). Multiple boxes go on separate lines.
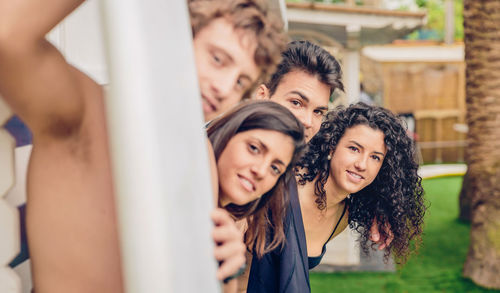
top-left (189, 0), bottom-right (288, 99)
top-left (296, 103), bottom-right (426, 264)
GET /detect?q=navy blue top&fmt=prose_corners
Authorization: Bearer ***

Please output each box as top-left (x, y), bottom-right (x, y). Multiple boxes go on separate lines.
top-left (247, 178), bottom-right (310, 293)
top-left (307, 203), bottom-right (347, 269)
top-left (5, 116), bottom-right (32, 268)
top-left (5, 115), bottom-right (32, 147)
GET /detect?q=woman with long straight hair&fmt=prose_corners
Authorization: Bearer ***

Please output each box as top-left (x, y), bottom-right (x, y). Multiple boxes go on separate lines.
top-left (207, 100), bottom-right (305, 290)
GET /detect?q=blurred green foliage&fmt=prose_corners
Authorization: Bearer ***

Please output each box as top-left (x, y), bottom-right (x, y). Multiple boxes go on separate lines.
top-left (407, 0), bottom-right (464, 41)
top-left (310, 176), bottom-right (498, 293)
top-left (286, 0), bottom-right (464, 41)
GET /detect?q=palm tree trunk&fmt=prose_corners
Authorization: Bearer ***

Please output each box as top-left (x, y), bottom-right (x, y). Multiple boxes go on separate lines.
top-left (458, 171), bottom-right (472, 222)
top-left (462, 0), bottom-right (500, 289)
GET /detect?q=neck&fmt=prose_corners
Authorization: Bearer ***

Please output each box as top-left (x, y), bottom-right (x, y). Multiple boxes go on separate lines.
top-left (324, 175), bottom-right (349, 210)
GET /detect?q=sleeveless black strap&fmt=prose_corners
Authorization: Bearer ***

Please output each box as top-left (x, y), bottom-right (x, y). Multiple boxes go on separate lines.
top-left (325, 202), bottom-right (347, 244)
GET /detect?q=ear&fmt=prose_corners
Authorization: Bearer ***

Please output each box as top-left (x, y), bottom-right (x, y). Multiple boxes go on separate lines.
top-left (255, 84), bottom-right (270, 100)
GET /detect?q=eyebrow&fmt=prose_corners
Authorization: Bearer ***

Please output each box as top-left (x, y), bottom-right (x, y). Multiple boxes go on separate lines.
top-left (289, 91), bottom-right (328, 110)
top-left (288, 91), bottom-right (310, 103)
top-left (255, 138), bottom-right (286, 166)
top-left (349, 140), bottom-right (385, 157)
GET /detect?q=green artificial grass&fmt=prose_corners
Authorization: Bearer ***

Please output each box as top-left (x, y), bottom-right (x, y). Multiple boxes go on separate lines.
top-left (310, 176), bottom-right (500, 293)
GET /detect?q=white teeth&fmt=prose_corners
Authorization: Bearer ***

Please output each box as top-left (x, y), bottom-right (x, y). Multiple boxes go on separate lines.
top-left (349, 171), bottom-right (362, 179)
top-left (241, 177), bottom-right (253, 191)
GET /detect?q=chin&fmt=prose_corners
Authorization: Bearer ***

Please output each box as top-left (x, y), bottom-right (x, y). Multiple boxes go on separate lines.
top-left (233, 198), bottom-right (253, 206)
top-left (223, 194), bottom-right (251, 206)
top-left (341, 184), bottom-right (362, 195)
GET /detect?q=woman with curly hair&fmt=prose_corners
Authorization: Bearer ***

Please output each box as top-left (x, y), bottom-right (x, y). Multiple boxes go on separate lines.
top-left (247, 102), bottom-right (425, 293)
top-left (296, 102), bottom-right (426, 269)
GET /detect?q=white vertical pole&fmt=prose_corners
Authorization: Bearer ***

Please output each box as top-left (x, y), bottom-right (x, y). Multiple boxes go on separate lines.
top-left (345, 50), bottom-right (361, 105)
top-left (270, 0), bottom-right (288, 31)
top-left (444, 0), bottom-right (455, 45)
top-left (99, 1), bottom-right (218, 292)
top-left (345, 25), bottom-right (361, 105)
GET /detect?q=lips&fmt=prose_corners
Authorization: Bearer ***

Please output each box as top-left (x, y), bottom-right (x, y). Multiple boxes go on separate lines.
top-left (238, 175), bottom-right (255, 192)
top-left (201, 94), bottom-right (218, 113)
top-left (346, 170), bottom-right (364, 182)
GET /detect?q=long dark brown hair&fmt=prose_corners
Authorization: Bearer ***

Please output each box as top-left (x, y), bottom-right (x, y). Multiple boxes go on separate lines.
top-left (207, 100), bottom-right (305, 257)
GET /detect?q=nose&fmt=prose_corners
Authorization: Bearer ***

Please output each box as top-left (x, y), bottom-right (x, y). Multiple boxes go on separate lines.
top-left (211, 70), bottom-right (238, 101)
top-left (250, 162), bottom-right (267, 180)
top-left (300, 112), bottom-right (313, 129)
top-left (354, 155), bottom-right (367, 171)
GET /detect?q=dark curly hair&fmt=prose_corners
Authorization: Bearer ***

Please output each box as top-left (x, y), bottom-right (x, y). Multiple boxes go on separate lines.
top-left (207, 100), bottom-right (305, 258)
top-left (296, 103), bottom-right (426, 264)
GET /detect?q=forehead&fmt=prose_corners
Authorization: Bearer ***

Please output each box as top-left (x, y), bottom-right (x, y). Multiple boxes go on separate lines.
top-left (272, 70), bottom-right (330, 107)
top-left (341, 125), bottom-right (387, 153)
top-left (195, 17), bottom-right (260, 82)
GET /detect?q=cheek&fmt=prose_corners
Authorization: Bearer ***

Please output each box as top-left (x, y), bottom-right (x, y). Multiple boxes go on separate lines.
top-left (260, 176), bottom-right (279, 195)
top-left (313, 120), bottom-right (321, 133)
top-left (366, 163), bottom-right (382, 184)
top-left (219, 93), bottom-right (241, 109)
top-left (330, 152), bottom-right (347, 171)
top-left (217, 150), bottom-right (235, 176)
top-left (195, 62), bottom-right (210, 85)
top-left (285, 104), bottom-right (298, 113)
top-left (218, 147), bottom-right (249, 175)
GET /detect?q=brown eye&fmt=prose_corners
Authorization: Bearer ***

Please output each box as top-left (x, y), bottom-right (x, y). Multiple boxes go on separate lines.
top-left (290, 99), bottom-right (302, 107)
top-left (348, 146), bottom-right (359, 152)
top-left (271, 165), bottom-right (281, 175)
top-left (248, 144), bottom-right (259, 154)
top-left (313, 109), bottom-right (325, 116)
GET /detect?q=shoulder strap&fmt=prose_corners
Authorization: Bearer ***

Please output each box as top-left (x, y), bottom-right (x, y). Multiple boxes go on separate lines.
top-left (326, 202), bottom-right (347, 243)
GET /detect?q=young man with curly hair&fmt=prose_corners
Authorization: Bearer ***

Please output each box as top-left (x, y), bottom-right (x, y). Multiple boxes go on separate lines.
top-left (189, 0), bottom-right (287, 121)
top-left (0, 0), bottom-right (286, 292)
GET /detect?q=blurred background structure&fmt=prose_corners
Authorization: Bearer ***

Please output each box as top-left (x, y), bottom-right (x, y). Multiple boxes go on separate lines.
top-left (1, 0), bottom-right (499, 292)
top-left (284, 0), bottom-right (500, 292)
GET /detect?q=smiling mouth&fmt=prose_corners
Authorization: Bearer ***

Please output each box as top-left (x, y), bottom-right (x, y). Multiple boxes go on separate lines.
top-left (202, 95), bottom-right (217, 113)
top-left (347, 170), bottom-right (364, 181)
top-left (238, 175), bottom-right (255, 192)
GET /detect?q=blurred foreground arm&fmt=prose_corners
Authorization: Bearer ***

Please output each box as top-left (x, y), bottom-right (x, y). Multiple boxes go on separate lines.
top-left (0, 0), bottom-right (89, 137)
top-left (211, 208), bottom-right (246, 293)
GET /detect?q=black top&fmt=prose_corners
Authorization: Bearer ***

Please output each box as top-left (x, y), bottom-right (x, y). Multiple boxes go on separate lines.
top-left (247, 178), bottom-right (310, 293)
top-left (307, 203), bottom-right (347, 269)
